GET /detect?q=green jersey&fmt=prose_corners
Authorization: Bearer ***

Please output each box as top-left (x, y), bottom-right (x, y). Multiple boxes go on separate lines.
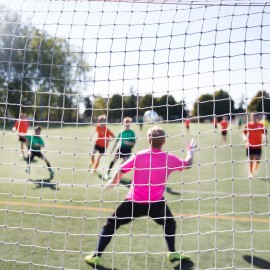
top-left (25, 135), bottom-right (44, 151)
top-left (117, 129), bottom-right (136, 149)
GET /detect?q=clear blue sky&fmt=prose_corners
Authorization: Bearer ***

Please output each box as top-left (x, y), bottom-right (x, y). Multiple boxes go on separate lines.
top-left (1, 0), bottom-right (270, 110)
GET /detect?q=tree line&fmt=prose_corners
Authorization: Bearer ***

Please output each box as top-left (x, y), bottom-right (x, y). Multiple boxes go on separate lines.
top-left (84, 92), bottom-right (188, 122)
top-left (83, 89), bottom-right (270, 122)
top-left (1, 9), bottom-right (269, 124)
top-left (191, 89), bottom-right (270, 121)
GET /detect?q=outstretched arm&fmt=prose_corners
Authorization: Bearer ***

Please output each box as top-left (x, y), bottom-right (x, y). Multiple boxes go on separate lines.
top-left (185, 151), bottom-right (193, 168)
top-left (185, 139), bottom-right (196, 168)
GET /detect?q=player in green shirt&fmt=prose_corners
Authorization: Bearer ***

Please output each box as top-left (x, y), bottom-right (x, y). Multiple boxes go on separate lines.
top-left (25, 126), bottom-right (54, 178)
top-left (107, 117), bottom-right (136, 176)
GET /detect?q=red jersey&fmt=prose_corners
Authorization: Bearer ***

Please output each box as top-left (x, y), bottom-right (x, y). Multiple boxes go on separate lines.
top-left (14, 118), bottom-right (29, 134)
top-left (244, 122), bottom-right (264, 149)
top-left (95, 125), bottom-right (114, 148)
top-left (185, 119), bottom-right (190, 127)
top-left (220, 120), bottom-right (229, 131)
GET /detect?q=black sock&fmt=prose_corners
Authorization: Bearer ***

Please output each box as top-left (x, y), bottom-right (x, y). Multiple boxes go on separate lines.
top-left (108, 161), bottom-right (114, 175)
top-left (96, 226), bottom-right (115, 257)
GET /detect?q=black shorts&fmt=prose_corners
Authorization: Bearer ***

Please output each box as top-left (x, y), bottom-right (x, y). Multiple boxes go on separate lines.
top-left (246, 148), bottom-right (262, 157)
top-left (27, 150), bottom-right (43, 163)
top-left (94, 144), bottom-right (105, 154)
top-left (107, 199), bottom-right (175, 229)
top-left (97, 199), bottom-right (176, 254)
top-left (117, 147), bottom-right (132, 159)
top-left (19, 135), bottom-right (27, 142)
top-left (222, 130), bottom-right (227, 136)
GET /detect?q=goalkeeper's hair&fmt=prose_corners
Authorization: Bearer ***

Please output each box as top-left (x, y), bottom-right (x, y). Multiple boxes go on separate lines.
top-left (147, 126), bottom-right (166, 149)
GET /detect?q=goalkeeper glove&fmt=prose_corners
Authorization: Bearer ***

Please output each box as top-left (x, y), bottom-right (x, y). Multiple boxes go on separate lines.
top-left (187, 138), bottom-right (197, 155)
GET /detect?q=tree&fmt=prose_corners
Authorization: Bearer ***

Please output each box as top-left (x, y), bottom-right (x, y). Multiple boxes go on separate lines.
top-left (0, 10), bottom-right (91, 122)
top-left (248, 91), bottom-right (270, 118)
top-left (92, 96), bottom-right (107, 119)
top-left (155, 95), bottom-right (187, 120)
top-left (214, 89), bottom-right (234, 117)
top-left (108, 94), bottom-right (124, 121)
top-left (192, 90), bottom-right (235, 120)
top-left (192, 93), bottom-right (214, 120)
top-left (83, 97), bottom-right (93, 121)
top-left (123, 87), bottom-right (138, 119)
top-left (139, 94), bottom-right (155, 116)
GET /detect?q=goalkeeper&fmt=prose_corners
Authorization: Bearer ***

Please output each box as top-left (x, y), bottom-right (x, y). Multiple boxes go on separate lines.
top-left (107, 117), bottom-right (136, 176)
top-left (85, 125), bottom-right (196, 266)
top-left (25, 126), bottom-right (54, 178)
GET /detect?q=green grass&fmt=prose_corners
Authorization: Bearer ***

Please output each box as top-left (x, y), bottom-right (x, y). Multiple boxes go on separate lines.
top-left (0, 122), bottom-right (269, 270)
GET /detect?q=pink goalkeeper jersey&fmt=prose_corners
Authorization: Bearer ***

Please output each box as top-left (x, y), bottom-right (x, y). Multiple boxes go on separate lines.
top-left (120, 148), bottom-right (188, 203)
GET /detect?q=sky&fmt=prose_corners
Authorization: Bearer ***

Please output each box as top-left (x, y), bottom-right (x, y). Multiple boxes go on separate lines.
top-left (0, 0), bottom-right (270, 110)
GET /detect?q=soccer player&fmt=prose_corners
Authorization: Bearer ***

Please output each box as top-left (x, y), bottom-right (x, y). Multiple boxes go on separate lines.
top-left (12, 112), bottom-right (30, 158)
top-left (89, 114), bottom-right (115, 173)
top-left (238, 116), bottom-right (243, 129)
top-left (107, 117), bottom-right (136, 176)
top-left (220, 116), bottom-right (229, 144)
top-left (243, 112), bottom-right (265, 177)
top-left (184, 117), bottom-right (191, 134)
top-left (25, 126), bottom-right (54, 178)
top-left (85, 125), bottom-right (196, 267)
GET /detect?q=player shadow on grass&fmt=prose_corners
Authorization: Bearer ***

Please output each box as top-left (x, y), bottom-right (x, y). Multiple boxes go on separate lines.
top-left (243, 255), bottom-right (270, 269)
top-left (119, 178), bottom-right (131, 187)
top-left (29, 178), bottom-right (59, 190)
top-left (173, 259), bottom-right (194, 270)
top-left (166, 187), bottom-right (181, 196)
top-left (98, 173), bottom-right (131, 188)
top-left (88, 265), bottom-right (117, 270)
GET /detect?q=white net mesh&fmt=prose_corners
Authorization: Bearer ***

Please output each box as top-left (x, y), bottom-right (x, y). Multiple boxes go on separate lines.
top-left (0, 0), bottom-right (269, 269)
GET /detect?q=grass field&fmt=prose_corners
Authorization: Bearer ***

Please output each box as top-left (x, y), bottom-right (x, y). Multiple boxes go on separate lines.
top-left (0, 122), bottom-right (269, 270)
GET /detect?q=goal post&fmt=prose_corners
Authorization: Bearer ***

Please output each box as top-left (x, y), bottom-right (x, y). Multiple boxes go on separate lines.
top-left (0, 1), bottom-right (269, 270)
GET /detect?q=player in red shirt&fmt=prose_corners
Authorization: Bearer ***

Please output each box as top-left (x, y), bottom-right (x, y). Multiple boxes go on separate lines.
top-left (220, 116), bottom-right (229, 144)
top-left (89, 114), bottom-right (115, 173)
top-left (243, 112), bottom-right (265, 177)
top-left (12, 112), bottom-right (30, 158)
top-left (184, 117), bottom-right (191, 134)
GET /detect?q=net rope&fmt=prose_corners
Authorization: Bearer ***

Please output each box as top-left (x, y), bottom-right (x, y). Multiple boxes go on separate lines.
top-left (0, 0), bottom-right (269, 269)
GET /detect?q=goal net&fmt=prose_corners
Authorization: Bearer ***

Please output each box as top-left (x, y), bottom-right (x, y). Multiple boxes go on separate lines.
top-left (0, 0), bottom-right (269, 269)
